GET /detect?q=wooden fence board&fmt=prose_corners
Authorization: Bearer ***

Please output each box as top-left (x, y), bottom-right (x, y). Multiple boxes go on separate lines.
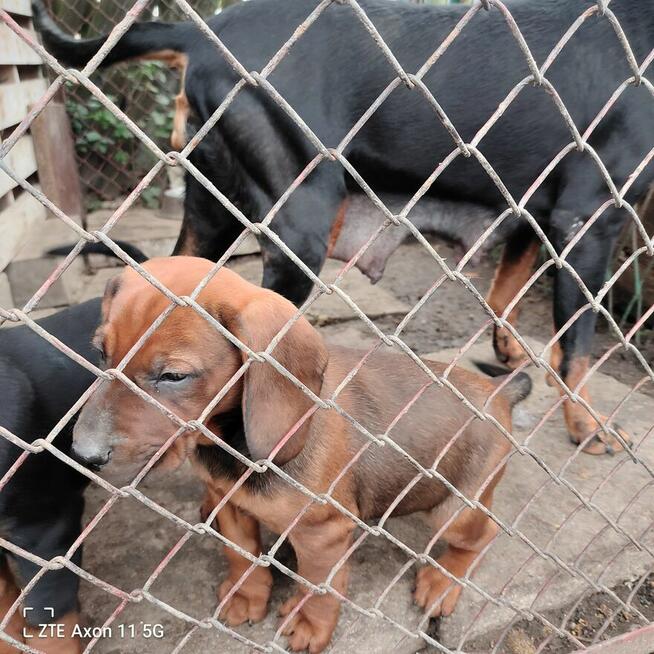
top-left (2, 0), bottom-right (32, 16)
top-left (0, 23), bottom-right (42, 66)
top-left (0, 1), bottom-right (83, 282)
top-left (31, 101), bottom-right (84, 220)
top-left (0, 136), bottom-right (38, 197)
top-left (0, 78), bottom-right (48, 130)
top-left (0, 191), bottom-right (47, 271)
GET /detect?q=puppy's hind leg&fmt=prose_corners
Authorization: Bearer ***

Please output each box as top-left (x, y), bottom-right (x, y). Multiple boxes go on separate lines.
top-left (414, 484), bottom-right (500, 618)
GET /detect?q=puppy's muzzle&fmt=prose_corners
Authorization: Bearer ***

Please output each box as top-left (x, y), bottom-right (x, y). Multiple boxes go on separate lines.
top-left (71, 395), bottom-right (115, 472)
top-left (71, 443), bottom-right (112, 471)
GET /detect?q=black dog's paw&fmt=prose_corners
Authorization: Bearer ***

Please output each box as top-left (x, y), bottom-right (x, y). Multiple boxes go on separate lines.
top-left (425, 616), bottom-right (442, 646)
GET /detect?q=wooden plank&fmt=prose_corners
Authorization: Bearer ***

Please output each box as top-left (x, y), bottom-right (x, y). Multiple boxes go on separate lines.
top-left (0, 191), bottom-right (47, 271)
top-left (0, 23), bottom-right (42, 66)
top-left (30, 101), bottom-right (84, 221)
top-left (0, 136), bottom-right (38, 197)
top-left (2, 0), bottom-right (33, 17)
top-left (0, 78), bottom-right (47, 130)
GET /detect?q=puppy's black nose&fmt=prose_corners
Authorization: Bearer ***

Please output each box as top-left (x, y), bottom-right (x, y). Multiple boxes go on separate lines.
top-left (71, 446), bottom-right (111, 471)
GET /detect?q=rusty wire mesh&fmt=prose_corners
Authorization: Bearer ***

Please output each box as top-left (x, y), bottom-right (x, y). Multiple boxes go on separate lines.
top-left (0, 0), bottom-right (653, 652)
top-left (40, 0), bottom-right (222, 208)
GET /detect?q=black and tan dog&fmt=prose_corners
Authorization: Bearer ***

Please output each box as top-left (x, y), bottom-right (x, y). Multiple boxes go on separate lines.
top-left (0, 300), bottom-right (98, 654)
top-left (33, 0), bottom-right (652, 454)
top-left (0, 242), bottom-right (146, 653)
top-left (70, 256), bottom-right (530, 653)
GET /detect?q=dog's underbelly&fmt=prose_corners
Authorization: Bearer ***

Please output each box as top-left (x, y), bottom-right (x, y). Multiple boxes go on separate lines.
top-left (328, 193), bottom-right (518, 282)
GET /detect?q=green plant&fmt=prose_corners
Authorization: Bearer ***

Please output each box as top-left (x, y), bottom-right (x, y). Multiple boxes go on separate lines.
top-left (66, 61), bottom-right (175, 207)
top-left (125, 62), bottom-right (175, 143)
top-left (66, 91), bottom-right (135, 155)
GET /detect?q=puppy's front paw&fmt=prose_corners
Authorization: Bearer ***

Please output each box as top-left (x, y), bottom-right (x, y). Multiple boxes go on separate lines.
top-left (279, 593), bottom-right (335, 653)
top-left (414, 566), bottom-right (462, 617)
top-left (218, 568), bottom-right (272, 626)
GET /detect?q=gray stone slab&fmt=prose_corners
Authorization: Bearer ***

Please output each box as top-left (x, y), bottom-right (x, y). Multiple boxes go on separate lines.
top-left (233, 233), bottom-right (261, 257)
top-left (73, 267), bottom-right (120, 305)
top-left (159, 187), bottom-right (184, 220)
top-left (229, 257), bottom-right (410, 322)
top-left (0, 272), bottom-right (12, 309)
top-left (6, 255), bottom-right (85, 308)
top-left (13, 208), bottom-right (182, 262)
top-left (85, 208), bottom-right (182, 243)
top-left (318, 320), bottom-right (381, 350)
top-left (424, 340), bottom-right (654, 648)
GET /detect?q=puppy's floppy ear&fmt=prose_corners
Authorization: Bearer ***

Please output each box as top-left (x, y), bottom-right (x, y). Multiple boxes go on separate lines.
top-left (225, 290), bottom-right (328, 465)
top-left (101, 275), bottom-right (122, 319)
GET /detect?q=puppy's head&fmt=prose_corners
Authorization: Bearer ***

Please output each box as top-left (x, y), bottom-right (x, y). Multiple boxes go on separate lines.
top-left (72, 257), bottom-right (328, 483)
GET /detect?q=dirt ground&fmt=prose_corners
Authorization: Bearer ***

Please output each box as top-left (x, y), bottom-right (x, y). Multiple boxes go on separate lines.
top-left (466, 573), bottom-right (654, 653)
top-left (41, 236), bottom-right (654, 653)
top-left (371, 241), bottom-right (653, 399)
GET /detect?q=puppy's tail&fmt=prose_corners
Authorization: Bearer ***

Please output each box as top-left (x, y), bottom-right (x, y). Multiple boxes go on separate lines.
top-left (32, 0), bottom-right (192, 68)
top-left (474, 361), bottom-right (532, 408)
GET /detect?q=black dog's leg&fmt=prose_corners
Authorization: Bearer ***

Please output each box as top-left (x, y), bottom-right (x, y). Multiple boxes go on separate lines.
top-left (173, 169), bottom-right (245, 262)
top-left (12, 500), bottom-right (84, 653)
top-left (260, 166), bottom-right (347, 306)
top-left (0, 553), bottom-right (26, 652)
top-left (486, 224), bottom-right (541, 368)
top-left (549, 204), bottom-right (629, 454)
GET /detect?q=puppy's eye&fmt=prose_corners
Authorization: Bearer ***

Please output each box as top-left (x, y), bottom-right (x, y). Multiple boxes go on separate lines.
top-left (159, 371), bottom-right (189, 383)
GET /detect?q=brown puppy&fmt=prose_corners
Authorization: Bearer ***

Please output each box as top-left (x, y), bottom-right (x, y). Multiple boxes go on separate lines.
top-left (72, 257), bottom-right (530, 653)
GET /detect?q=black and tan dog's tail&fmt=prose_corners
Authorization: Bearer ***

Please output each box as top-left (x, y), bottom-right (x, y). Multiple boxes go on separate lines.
top-left (31, 0), bottom-right (191, 68)
top-left (47, 240), bottom-right (148, 263)
top-left (474, 361), bottom-right (532, 407)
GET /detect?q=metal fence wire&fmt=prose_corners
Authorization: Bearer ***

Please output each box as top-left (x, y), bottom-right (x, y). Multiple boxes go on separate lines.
top-left (40, 0), bottom-right (222, 207)
top-left (0, 0), bottom-right (653, 652)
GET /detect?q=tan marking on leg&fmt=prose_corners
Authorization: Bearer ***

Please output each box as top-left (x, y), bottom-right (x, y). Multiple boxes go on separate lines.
top-left (174, 226), bottom-right (197, 256)
top-left (326, 198), bottom-right (349, 258)
top-left (170, 55), bottom-right (190, 151)
top-left (139, 50), bottom-right (187, 68)
top-left (487, 240), bottom-right (540, 368)
top-left (208, 487), bottom-right (272, 626)
top-left (0, 561), bottom-right (25, 654)
top-left (546, 338), bottom-right (562, 387)
top-left (562, 356), bottom-right (630, 455)
top-left (129, 51), bottom-right (190, 150)
top-left (171, 91), bottom-right (190, 151)
top-left (280, 515), bottom-right (354, 653)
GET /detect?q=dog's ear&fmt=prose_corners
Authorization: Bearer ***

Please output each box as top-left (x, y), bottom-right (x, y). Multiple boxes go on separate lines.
top-left (101, 275), bottom-right (122, 319)
top-left (225, 291), bottom-right (328, 465)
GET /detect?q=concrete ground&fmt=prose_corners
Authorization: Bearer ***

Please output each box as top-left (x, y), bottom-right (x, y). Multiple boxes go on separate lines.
top-left (4, 208), bottom-right (653, 653)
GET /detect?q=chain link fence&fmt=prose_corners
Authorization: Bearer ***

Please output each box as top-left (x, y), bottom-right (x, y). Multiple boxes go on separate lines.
top-left (46, 0), bottom-right (462, 209)
top-left (41, 0), bottom-right (234, 208)
top-left (0, 0), bottom-right (653, 652)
